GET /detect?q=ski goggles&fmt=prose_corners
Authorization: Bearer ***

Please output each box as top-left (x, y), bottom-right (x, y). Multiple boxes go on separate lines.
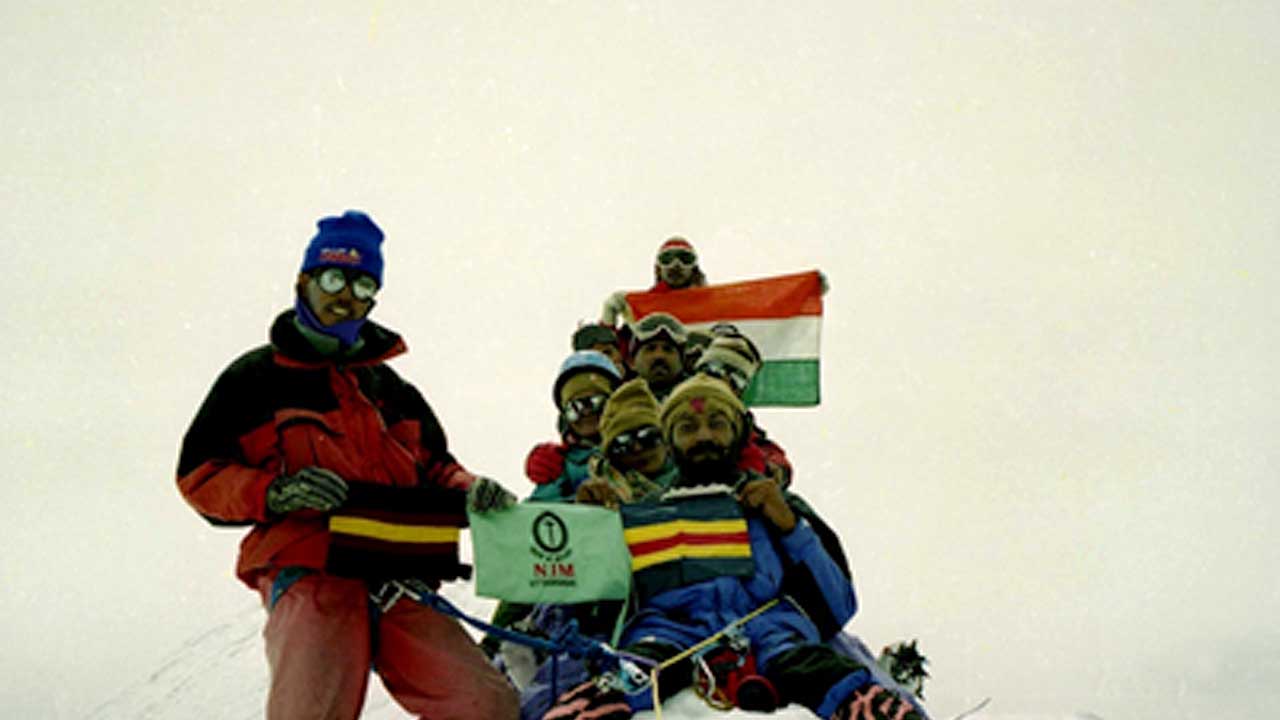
top-left (631, 313), bottom-right (688, 347)
top-left (700, 360), bottom-right (751, 395)
top-left (657, 249), bottom-right (697, 266)
top-left (607, 425), bottom-right (663, 457)
top-left (315, 267), bottom-right (379, 301)
top-left (562, 393), bottom-right (609, 423)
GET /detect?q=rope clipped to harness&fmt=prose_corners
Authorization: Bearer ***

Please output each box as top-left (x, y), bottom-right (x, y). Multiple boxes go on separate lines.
top-left (647, 598), bottom-right (779, 719)
top-left (690, 625), bottom-right (779, 713)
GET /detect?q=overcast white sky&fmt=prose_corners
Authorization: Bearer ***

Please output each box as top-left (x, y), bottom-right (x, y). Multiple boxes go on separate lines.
top-left (2, 2), bottom-right (1278, 718)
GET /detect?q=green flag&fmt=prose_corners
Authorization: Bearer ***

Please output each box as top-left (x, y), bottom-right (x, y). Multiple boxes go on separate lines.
top-left (469, 503), bottom-right (632, 603)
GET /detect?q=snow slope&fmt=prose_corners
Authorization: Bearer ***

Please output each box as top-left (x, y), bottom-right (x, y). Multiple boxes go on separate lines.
top-left (87, 588), bottom-right (1095, 720)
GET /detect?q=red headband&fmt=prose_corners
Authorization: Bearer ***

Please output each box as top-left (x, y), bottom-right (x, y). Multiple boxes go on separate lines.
top-left (658, 238), bottom-right (694, 254)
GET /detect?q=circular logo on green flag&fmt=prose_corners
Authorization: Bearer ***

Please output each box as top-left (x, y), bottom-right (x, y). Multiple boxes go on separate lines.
top-left (533, 510), bottom-right (569, 555)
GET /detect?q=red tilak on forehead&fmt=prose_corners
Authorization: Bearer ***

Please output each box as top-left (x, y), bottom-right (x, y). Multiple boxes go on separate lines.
top-left (690, 397), bottom-right (706, 413)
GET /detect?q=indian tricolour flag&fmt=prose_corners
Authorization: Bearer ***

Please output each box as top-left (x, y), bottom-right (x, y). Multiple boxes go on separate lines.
top-left (624, 270), bottom-right (823, 407)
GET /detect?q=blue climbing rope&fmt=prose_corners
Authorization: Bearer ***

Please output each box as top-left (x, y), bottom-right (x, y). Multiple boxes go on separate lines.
top-left (387, 581), bottom-right (650, 699)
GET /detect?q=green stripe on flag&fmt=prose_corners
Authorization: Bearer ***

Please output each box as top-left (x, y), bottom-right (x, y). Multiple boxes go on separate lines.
top-left (744, 359), bottom-right (820, 406)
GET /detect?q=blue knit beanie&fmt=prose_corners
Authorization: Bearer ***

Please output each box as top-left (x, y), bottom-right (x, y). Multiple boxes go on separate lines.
top-left (553, 350), bottom-right (623, 407)
top-left (300, 210), bottom-right (385, 285)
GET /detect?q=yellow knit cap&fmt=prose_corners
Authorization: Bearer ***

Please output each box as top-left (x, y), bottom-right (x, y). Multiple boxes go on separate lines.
top-left (659, 375), bottom-right (746, 442)
top-left (600, 378), bottom-right (662, 452)
top-left (559, 372), bottom-right (615, 408)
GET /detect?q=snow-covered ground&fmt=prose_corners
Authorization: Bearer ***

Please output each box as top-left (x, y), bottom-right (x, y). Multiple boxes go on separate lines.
top-left (85, 588), bottom-right (1093, 720)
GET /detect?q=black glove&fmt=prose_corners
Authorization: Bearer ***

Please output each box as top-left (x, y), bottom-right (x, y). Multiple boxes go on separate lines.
top-left (467, 476), bottom-right (517, 513)
top-left (266, 466), bottom-right (349, 515)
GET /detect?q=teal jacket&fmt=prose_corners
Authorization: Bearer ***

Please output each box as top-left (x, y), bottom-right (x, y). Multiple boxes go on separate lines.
top-left (527, 444), bottom-right (598, 502)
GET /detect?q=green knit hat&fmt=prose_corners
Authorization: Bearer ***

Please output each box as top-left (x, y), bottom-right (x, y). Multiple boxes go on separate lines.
top-left (600, 378), bottom-right (662, 452)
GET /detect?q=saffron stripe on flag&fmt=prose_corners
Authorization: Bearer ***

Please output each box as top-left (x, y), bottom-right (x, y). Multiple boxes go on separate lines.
top-left (625, 270), bottom-right (822, 324)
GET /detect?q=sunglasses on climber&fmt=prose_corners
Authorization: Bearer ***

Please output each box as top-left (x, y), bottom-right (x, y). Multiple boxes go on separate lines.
top-left (315, 267), bottom-right (379, 301)
top-left (657, 249), bottom-right (697, 266)
top-left (700, 360), bottom-right (751, 395)
top-left (608, 425), bottom-right (664, 457)
top-left (562, 393), bottom-right (609, 423)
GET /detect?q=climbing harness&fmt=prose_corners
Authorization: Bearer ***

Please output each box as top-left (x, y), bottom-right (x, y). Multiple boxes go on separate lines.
top-left (690, 625), bottom-right (779, 712)
top-left (647, 598), bottom-right (780, 719)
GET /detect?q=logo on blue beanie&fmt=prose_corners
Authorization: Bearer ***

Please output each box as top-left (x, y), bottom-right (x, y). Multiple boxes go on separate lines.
top-left (317, 247), bottom-right (365, 267)
top-left (302, 211), bottom-right (385, 285)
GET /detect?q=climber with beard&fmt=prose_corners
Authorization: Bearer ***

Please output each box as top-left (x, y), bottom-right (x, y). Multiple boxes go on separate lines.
top-left (694, 330), bottom-right (794, 489)
top-left (538, 376), bottom-right (925, 720)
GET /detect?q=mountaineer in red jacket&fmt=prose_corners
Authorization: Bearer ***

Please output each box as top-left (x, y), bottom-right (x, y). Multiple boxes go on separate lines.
top-left (599, 236), bottom-right (708, 326)
top-left (176, 210), bottom-right (517, 720)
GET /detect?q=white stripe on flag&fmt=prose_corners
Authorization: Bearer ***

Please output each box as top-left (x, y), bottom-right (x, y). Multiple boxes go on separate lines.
top-left (688, 316), bottom-right (820, 362)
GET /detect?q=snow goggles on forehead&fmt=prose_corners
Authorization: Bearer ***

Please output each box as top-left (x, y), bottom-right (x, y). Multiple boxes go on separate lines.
top-left (632, 314), bottom-right (688, 346)
top-left (315, 267), bottom-right (379, 301)
top-left (608, 425), bottom-right (663, 457)
top-left (562, 393), bottom-right (608, 423)
top-left (700, 360), bottom-right (750, 395)
top-left (657, 249), bottom-right (697, 266)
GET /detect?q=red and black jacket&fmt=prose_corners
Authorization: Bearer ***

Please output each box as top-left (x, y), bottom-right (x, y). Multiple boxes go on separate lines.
top-left (177, 310), bottom-right (473, 588)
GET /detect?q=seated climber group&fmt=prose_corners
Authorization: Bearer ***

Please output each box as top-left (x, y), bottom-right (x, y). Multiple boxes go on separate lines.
top-left (176, 210), bottom-right (925, 720)
top-left (482, 237), bottom-right (924, 719)
top-left (501, 324), bottom-right (923, 720)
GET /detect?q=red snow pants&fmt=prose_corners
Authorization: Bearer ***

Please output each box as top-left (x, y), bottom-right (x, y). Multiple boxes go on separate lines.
top-left (257, 572), bottom-right (518, 720)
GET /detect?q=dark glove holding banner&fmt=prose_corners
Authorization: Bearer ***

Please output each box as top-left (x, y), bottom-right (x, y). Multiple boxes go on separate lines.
top-left (737, 477), bottom-right (797, 533)
top-left (267, 466), bottom-right (349, 515)
top-left (467, 476), bottom-right (518, 513)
